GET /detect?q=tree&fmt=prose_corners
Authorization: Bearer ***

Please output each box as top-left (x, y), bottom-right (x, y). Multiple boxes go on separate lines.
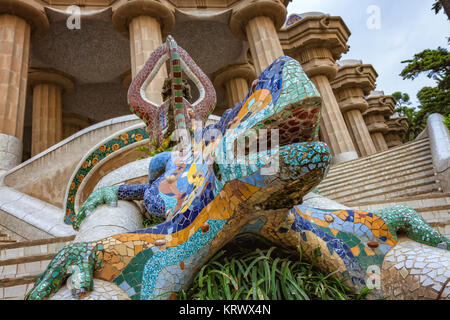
top-left (400, 47), bottom-right (450, 90)
top-left (399, 47), bottom-right (450, 135)
top-left (393, 2), bottom-right (450, 141)
top-left (392, 92), bottom-right (425, 141)
top-left (432, 0), bottom-right (450, 19)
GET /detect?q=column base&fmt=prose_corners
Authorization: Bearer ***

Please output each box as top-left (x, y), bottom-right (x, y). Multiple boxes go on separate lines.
top-left (331, 151), bottom-right (358, 165)
top-left (0, 134), bottom-right (22, 174)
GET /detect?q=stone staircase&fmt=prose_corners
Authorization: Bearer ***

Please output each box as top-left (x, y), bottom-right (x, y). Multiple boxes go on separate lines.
top-left (318, 138), bottom-right (449, 236)
top-left (0, 235), bottom-right (75, 300)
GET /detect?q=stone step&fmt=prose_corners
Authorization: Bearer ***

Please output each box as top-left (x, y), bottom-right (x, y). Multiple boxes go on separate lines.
top-left (347, 193), bottom-right (450, 208)
top-left (0, 236), bottom-right (74, 262)
top-left (320, 151), bottom-right (433, 186)
top-left (319, 160), bottom-right (435, 194)
top-left (320, 168), bottom-right (437, 199)
top-left (324, 151), bottom-right (432, 186)
top-left (325, 143), bottom-right (431, 180)
top-left (0, 254), bottom-right (54, 280)
top-left (325, 173), bottom-right (439, 203)
top-left (0, 275), bottom-right (37, 300)
top-left (341, 182), bottom-right (440, 204)
top-left (329, 138), bottom-right (429, 172)
top-left (0, 236), bottom-right (75, 287)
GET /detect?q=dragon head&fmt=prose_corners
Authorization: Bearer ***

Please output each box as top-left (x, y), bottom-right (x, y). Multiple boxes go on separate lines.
top-left (161, 56), bottom-right (331, 221)
top-left (208, 56), bottom-right (330, 204)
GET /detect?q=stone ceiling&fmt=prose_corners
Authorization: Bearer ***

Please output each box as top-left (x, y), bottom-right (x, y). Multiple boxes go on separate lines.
top-left (26, 6), bottom-right (249, 128)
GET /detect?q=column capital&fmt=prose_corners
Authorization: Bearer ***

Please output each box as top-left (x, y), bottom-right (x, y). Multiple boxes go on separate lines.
top-left (364, 91), bottom-right (395, 119)
top-left (28, 68), bottom-right (75, 93)
top-left (229, 0), bottom-right (286, 41)
top-left (62, 112), bottom-right (94, 128)
top-left (112, 0), bottom-right (175, 38)
top-left (385, 117), bottom-right (409, 148)
top-left (212, 63), bottom-right (257, 89)
top-left (331, 60), bottom-right (378, 94)
top-left (386, 117), bottom-right (409, 135)
top-left (0, 0), bottom-right (49, 36)
top-left (366, 121), bottom-right (389, 135)
top-left (331, 60), bottom-right (378, 113)
top-left (280, 13), bottom-right (351, 61)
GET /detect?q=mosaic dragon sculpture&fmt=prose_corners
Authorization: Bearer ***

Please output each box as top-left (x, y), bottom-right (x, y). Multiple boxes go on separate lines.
top-left (25, 37), bottom-right (449, 300)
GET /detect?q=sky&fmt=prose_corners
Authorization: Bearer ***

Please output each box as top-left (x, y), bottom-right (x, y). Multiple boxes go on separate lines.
top-left (286, 0), bottom-right (449, 106)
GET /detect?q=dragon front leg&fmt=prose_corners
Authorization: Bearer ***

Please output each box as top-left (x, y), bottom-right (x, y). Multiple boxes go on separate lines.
top-left (25, 242), bottom-right (103, 300)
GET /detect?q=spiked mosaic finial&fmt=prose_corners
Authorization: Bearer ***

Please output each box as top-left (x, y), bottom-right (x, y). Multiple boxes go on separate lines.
top-left (127, 35), bottom-right (216, 150)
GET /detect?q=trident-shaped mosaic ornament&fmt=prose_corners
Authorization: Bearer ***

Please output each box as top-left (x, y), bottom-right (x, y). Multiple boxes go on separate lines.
top-left (128, 35), bottom-right (216, 151)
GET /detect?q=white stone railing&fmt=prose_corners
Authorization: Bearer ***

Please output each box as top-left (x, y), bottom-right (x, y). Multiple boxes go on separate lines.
top-left (426, 113), bottom-right (450, 192)
top-left (1, 115), bottom-right (142, 209)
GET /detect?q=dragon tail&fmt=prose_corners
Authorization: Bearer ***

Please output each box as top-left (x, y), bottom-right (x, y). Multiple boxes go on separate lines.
top-left (373, 205), bottom-right (450, 250)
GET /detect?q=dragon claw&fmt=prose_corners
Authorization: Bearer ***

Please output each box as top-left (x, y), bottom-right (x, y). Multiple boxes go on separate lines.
top-left (24, 243), bottom-right (102, 300)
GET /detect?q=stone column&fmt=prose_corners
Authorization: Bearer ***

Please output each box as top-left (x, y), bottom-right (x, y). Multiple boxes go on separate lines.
top-left (331, 60), bottom-right (378, 157)
top-left (229, 0), bottom-right (286, 75)
top-left (213, 64), bottom-right (257, 108)
top-left (62, 112), bottom-right (93, 139)
top-left (28, 69), bottom-right (74, 156)
top-left (364, 91), bottom-right (395, 153)
top-left (281, 13), bottom-right (358, 163)
top-left (0, 1), bottom-right (49, 172)
top-left (385, 117), bottom-right (409, 148)
top-left (112, 1), bottom-right (175, 105)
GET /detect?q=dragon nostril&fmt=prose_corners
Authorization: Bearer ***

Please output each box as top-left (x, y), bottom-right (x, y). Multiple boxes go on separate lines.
top-left (367, 241), bottom-right (379, 248)
top-left (201, 223), bottom-right (210, 233)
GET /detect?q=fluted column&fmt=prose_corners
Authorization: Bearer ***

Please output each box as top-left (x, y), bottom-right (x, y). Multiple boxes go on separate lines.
top-left (364, 91), bottom-right (395, 153)
top-left (0, 1), bottom-right (49, 172)
top-left (331, 60), bottom-right (378, 157)
top-left (112, 1), bottom-right (175, 104)
top-left (213, 64), bottom-right (257, 108)
top-left (229, 0), bottom-right (286, 75)
top-left (281, 13), bottom-right (358, 163)
top-left (28, 69), bottom-right (74, 156)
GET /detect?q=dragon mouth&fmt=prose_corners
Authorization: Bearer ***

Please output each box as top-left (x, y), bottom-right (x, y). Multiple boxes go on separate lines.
top-left (229, 95), bottom-right (323, 158)
top-left (264, 96), bottom-right (322, 148)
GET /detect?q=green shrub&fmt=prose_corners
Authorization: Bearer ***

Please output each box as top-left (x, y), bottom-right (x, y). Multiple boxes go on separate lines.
top-left (177, 237), bottom-right (370, 300)
top-left (444, 115), bottom-right (450, 131)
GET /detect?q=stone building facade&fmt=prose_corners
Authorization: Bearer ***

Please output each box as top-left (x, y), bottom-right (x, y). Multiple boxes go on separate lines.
top-left (0, 0), bottom-right (408, 172)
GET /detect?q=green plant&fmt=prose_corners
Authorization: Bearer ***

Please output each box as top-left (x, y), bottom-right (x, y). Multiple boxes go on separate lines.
top-left (392, 91), bottom-right (425, 142)
top-left (176, 238), bottom-right (370, 300)
top-left (142, 214), bottom-right (165, 228)
top-left (444, 115), bottom-right (450, 131)
top-left (136, 135), bottom-right (174, 160)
